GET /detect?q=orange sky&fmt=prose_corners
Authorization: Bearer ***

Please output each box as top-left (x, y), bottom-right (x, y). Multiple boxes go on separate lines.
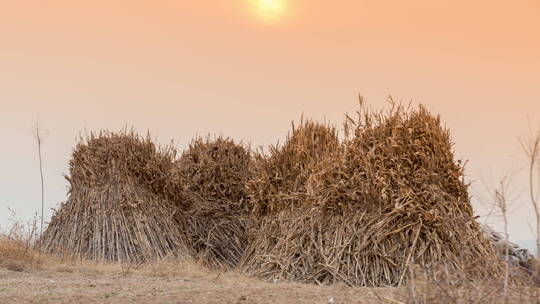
top-left (1, 1), bottom-right (539, 244)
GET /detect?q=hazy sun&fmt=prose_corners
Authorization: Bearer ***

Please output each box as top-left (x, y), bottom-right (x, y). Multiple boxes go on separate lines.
top-left (252, 0), bottom-right (287, 22)
top-left (258, 0), bottom-right (284, 11)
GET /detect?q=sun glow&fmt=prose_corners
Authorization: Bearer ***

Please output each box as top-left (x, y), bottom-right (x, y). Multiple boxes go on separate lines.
top-left (258, 0), bottom-right (284, 11)
top-left (252, 0), bottom-right (287, 22)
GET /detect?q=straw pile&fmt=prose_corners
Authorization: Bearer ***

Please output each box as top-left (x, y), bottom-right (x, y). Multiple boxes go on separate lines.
top-left (242, 105), bottom-right (502, 286)
top-left (40, 131), bottom-right (187, 262)
top-left (241, 119), bottom-right (341, 275)
top-left (247, 119), bottom-right (340, 217)
top-left (176, 136), bottom-right (252, 269)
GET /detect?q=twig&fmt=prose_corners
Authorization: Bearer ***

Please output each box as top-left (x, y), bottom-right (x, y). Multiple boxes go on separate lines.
top-left (383, 297), bottom-right (405, 304)
top-left (34, 116), bottom-right (47, 236)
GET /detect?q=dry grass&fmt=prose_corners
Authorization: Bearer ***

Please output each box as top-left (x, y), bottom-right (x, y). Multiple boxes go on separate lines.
top-left (389, 265), bottom-right (540, 304)
top-left (0, 210), bottom-right (45, 271)
top-left (0, 236), bottom-right (45, 271)
top-left (1, 225), bottom-right (207, 278)
top-left (2, 228), bottom-right (242, 282)
top-left (175, 136), bottom-right (252, 270)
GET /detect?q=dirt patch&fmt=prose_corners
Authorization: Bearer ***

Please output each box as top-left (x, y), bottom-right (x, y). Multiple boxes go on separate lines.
top-left (0, 267), bottom-right (391, 304)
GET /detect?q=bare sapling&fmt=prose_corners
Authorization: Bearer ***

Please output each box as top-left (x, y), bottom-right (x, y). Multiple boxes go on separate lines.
top-left (33, 116), bottom-right (48, 235)
top-left (519, 127), bottom-right (540, 258)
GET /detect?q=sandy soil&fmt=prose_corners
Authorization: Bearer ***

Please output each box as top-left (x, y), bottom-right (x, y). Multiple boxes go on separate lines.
top-left (0, 267), bottom-right (396, 304)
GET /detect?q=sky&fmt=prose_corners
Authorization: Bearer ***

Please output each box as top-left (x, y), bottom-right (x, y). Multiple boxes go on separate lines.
top-left (1, 1), bottom-right (539, 247)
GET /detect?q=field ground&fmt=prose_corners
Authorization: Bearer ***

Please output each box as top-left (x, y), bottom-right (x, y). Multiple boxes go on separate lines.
top-left (1, 238), bottom-right (539, 304)
top-left (0, 263), bottom-right (390, 304)
top-left (2, 262), bottom-right (540, 304)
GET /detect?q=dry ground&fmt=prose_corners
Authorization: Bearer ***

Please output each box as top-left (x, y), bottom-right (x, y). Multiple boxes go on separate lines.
top-left (2, 238), bottom-right (539, 304)
top-left (0, 263), bottom-right (392, 304)
top-left (0, 237), bottom-right (391, 304)
top-left (0, 227), bottom-right (398, 304)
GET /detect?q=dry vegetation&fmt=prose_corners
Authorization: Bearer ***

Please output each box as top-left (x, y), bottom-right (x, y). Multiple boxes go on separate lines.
top-left (39, 131), bottom-right (188, 262)
top-left (177, 136), bottom-right (252, 269)
top-left (1, 238), bottom-right (538, 303)
top-left (2, 102), bottom-right (540, 303)
top-left (0, 237), bottom-right (44, 272)
top-left (242, 104), bottom-right (502, 286)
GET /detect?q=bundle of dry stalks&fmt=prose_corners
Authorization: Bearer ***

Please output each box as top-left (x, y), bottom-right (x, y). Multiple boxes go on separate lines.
top-left (249, 119), bottom-right (340, 217)
top-left (242, 104), bottom-right (503, 286)
top-left (176, 136), bottom-right (252, 269)
top-left (40, 130), bottom-right (187, 262)
top-left (241, 119), bottom-right (342, 278)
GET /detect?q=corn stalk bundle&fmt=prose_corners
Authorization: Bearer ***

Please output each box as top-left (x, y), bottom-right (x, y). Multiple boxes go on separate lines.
top-left (241, 119), bottom-right (341, 275)
top-left (176, 136), bottom-right (252, 269)
top-left (249, 119), bottom-right (340, 217)
top-left (242, 105), bottom-right (502, 286)
top-left (39, 131), bottom-right (187, 262)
